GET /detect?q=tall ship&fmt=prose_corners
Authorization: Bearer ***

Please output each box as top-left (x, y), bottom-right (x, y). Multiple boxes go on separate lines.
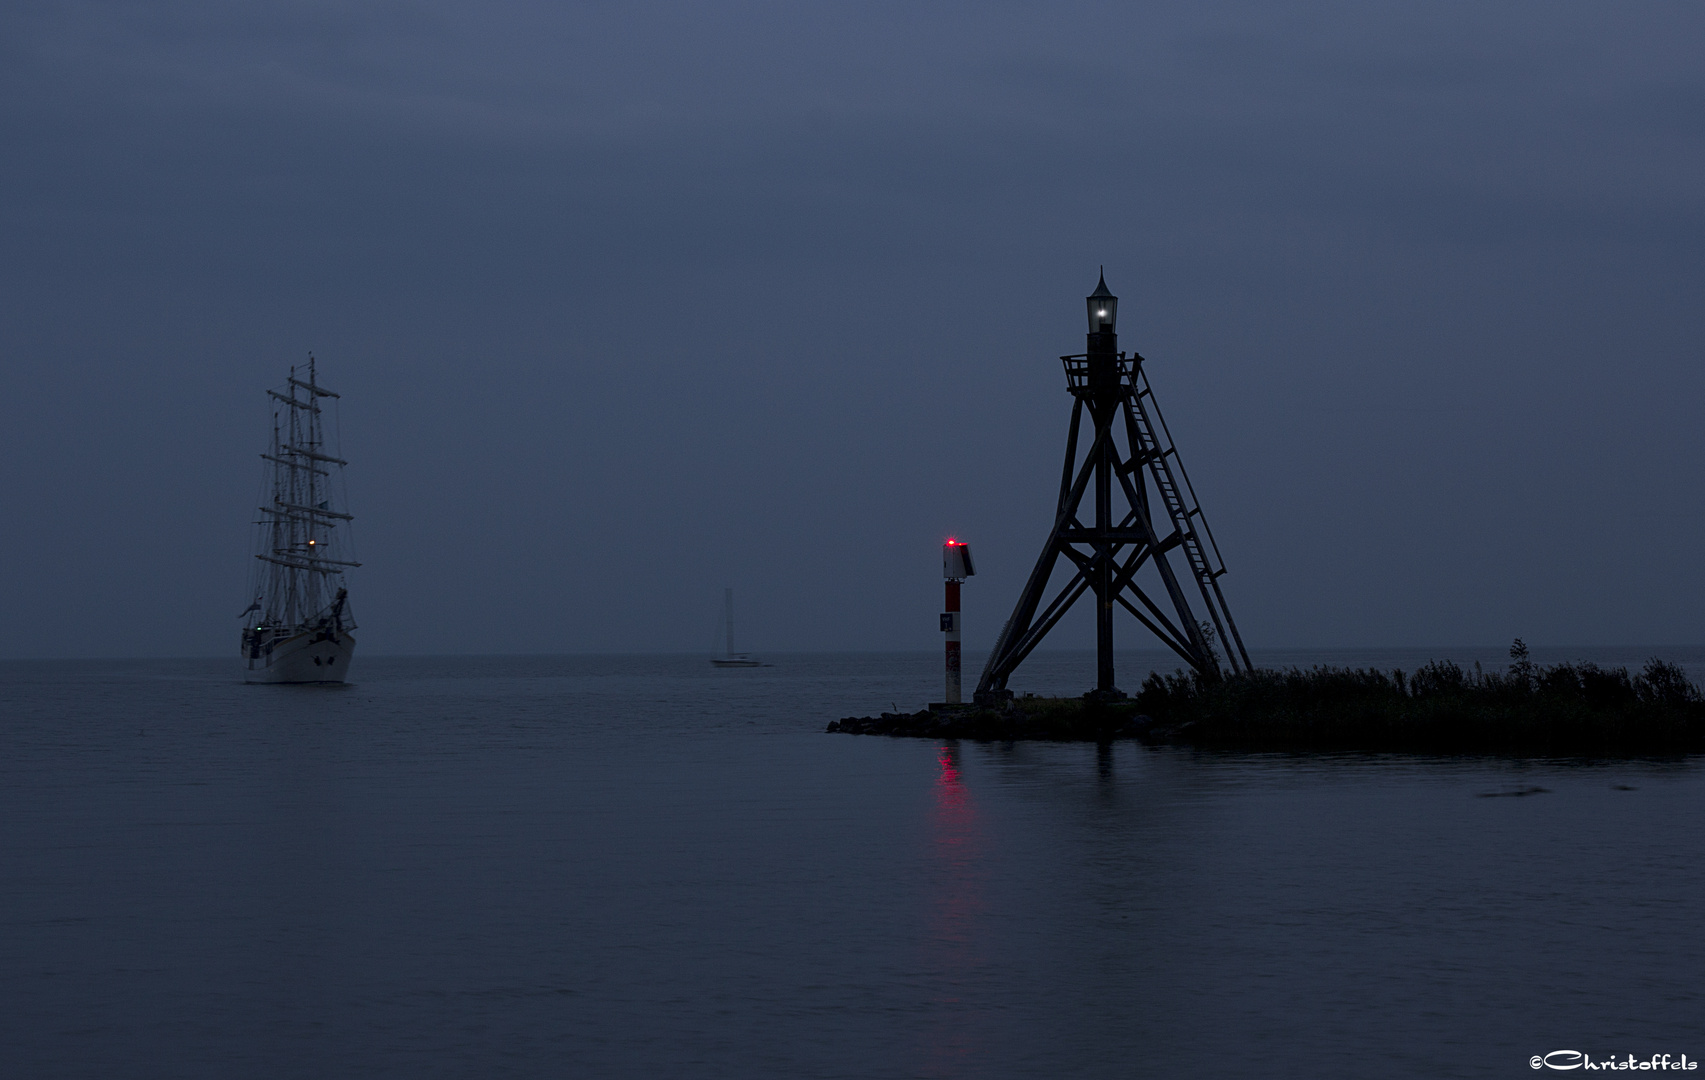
top-left (239, 357), bottom-right (360, 683)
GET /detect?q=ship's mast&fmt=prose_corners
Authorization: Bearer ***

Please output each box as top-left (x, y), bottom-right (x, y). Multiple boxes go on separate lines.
top-left (249, 356), bottom-right (359, 632)
top-left (725, 588), bottom-right (735, 658)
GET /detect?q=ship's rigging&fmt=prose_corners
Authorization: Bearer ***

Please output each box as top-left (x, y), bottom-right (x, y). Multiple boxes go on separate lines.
top-left (244, 357), bottom-right (360, 639)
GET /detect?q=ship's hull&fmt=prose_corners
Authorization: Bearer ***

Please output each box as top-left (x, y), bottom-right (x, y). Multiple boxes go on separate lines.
top-left (243, 629), bottom-right (356, 684)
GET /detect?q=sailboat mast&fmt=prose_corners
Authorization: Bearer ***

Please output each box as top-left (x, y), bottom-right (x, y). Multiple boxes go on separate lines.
top-left (303, 358), bottom-right (322, 620)
top-left (725, 588), bottom-right (735, 658)
top-left (304, 358), bottom-right (318, 569)
top-left (268, 413), bottom-right (288, 625)
top-left (286, 366), bottom-right (304, 626)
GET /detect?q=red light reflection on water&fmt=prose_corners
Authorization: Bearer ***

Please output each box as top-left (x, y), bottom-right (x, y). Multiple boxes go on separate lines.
top-left (936, 745), bottom-right (968, 810)
top-left (923, 742), bottom-right (986, 1076)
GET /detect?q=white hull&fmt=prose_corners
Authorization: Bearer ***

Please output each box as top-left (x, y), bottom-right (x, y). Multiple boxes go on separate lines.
top-left (243, 629), bottom-right (356, 684)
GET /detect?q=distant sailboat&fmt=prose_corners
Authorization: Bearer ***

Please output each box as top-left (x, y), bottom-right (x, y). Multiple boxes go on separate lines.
top-left (711, 587), bottom-right (762, 668)
top-left (239, 356), bottom-right (360, 683)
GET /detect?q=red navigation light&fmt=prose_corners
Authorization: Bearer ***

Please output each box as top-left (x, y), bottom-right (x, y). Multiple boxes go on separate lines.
top-left (943, 539), bottom-right (975, 580)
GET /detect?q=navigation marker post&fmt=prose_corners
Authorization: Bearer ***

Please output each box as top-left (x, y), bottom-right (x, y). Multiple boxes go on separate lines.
top-left (942, 539), bottom-right (975, 704)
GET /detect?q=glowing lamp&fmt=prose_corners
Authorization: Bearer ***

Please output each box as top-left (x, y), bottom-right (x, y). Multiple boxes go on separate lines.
top-left (943, 541), bottom-right (975, 582)
top-left (1086, 270), bottom-right (1117, 334)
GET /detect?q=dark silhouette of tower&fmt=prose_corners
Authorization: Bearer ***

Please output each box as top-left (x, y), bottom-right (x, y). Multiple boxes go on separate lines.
top-left (974, 272), bottom-right (1250, 703)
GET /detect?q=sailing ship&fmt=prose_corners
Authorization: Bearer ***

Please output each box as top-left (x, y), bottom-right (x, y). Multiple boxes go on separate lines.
top-left (239, 357), bottom-right (360, 683)
top-left (710, 587), bottom-right (762, 668)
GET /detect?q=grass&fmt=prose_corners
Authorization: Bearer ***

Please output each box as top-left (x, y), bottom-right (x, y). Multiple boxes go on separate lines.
top-left (1133, 646), bottom-right (1705, 753)
top-left (829, 642), bottom-right (1705, 753)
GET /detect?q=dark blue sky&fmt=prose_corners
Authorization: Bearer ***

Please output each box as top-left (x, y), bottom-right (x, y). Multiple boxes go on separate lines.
top-left (3, 0), bottom-right (1702, 658)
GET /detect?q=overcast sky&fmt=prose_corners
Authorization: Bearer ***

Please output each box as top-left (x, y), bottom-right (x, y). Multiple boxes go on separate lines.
top-left (2, 0), bottom-right (1702, 659)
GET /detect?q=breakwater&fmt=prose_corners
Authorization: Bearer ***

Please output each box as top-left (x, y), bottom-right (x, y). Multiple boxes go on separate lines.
top-left (830, 651), bottom-right (1705, 754)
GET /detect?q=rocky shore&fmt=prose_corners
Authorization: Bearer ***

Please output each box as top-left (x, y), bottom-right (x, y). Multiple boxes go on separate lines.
top-left (827, 697), bottom-right (1152, 742)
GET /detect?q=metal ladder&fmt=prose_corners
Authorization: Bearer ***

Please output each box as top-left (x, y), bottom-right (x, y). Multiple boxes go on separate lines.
top-left (1125, 363), bottom-right (1251, 672)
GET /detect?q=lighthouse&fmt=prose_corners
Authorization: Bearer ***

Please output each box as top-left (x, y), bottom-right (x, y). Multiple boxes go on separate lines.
top-left (972, 271), bottom-right (1250, 704)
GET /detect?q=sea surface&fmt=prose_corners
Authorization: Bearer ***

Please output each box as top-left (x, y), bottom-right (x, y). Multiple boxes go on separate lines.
top-left (2, 648), bottom-right (1702, 1079)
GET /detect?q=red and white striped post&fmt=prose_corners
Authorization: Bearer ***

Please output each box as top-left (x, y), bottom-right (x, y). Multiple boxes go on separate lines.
top-left (942, 539), bottom-right (975, 704)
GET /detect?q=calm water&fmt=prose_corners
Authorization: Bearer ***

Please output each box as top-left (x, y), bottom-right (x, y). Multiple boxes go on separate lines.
top-left (2, 649), bottom-right (1702, 1078)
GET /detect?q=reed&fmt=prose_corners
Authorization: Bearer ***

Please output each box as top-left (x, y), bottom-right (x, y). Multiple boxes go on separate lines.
top-left (1136, 642), bottom-right (1705, 753)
